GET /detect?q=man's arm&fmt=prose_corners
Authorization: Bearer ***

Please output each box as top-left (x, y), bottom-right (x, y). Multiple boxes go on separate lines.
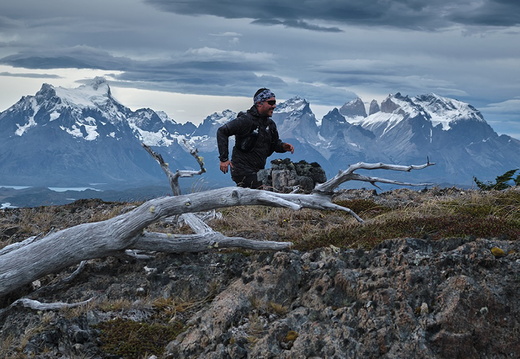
top-left (217, 125), bottom-right (233, 174)
top-left (216, 125), bottom-right (231, 162)
top-left (274, 140), bottom-right (294, 153)
top-left (217, 114), bottom-right (254, 173)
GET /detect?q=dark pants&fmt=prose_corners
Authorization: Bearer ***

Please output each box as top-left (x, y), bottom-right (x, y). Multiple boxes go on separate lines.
top-left (232, 173), bottom-right (263, 189)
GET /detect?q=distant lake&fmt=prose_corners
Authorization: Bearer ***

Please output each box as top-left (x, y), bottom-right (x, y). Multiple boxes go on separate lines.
top-left (48, 187), bottom-right (102, 192)
top-left (0, 185), bottom-right (102, 192)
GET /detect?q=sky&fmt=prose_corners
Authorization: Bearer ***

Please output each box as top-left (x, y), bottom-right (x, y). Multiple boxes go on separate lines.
top-left (1, 0), bottom-right (519, 139)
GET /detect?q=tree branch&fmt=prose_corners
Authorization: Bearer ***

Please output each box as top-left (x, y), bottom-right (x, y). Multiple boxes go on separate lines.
top-left (134, 231), bottom-right (292, 252)
top-left (313, 160), bottom-right (435, 194)
top-left (11, 297), bottom-right (93, 310)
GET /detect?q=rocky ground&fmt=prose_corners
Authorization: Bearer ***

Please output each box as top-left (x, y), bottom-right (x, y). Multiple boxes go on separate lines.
top-left (0, 189), bottom-right (519, 358)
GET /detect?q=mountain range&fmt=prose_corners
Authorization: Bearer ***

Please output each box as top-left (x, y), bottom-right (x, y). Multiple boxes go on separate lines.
top-left (1, 77), bottom-right (519, 198)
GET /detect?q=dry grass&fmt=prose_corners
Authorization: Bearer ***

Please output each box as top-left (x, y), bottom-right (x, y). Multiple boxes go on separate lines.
top-left (1, 188), bottom-right (519, 253)
top-left (0, 198), bottom-right (135, 249)
top-left (210, 187), bottom-right (520, 251)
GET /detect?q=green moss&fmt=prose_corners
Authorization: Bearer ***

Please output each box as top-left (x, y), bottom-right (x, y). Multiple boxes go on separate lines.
top-left (95, 318), bottom-right (184, 358)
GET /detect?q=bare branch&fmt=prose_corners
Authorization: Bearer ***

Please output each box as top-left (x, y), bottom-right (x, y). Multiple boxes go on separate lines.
top-left (182, 139), bottom-right (206, 176)
top-left (11, 297), bottom-right (93, 311)
top-left (133, 231), bottom-right (292, 252)
top-left (62, 261), bottom-right (87, 283)
top-left (142, 141), bottom-right (206, 196)
top-left (314, 160), bottom-right (435, 194)
top-left (142, 143), bottom-right (183, 195)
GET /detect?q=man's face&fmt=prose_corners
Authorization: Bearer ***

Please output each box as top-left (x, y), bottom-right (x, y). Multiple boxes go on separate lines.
top-left (257, 97), bottom-right (276, 116)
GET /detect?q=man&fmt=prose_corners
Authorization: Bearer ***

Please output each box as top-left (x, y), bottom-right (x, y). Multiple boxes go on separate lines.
top-left (217, 88), bottom-right (295, 189)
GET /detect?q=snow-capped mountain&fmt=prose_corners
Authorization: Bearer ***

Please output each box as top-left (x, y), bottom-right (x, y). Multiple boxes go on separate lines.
top-left (1, 78), bottom-right (518, 190)
top-left (319, 93), bottom-right (518, 185)
top-left (190, 109), bottom-right (236, 153)
top-left (0, 78), bottom-right (194, 187)
top-left (274, 96), bottom-right (319, 143)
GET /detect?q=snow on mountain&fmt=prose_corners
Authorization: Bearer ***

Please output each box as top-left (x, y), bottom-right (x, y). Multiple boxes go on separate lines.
top-left (414, 93), bottom-right (486, 130)
top-left (274, 96), bottom-right (319, 142)
top-left (350, 93), bottom-right (425, 127)
top-left (352, 92), bottom-right (485, 133)
top-left (189, 109), bottom-right (237, 152)
top-left (54, 77), bottom-right (113, 109)
top-left (0, 78), bottom-right (194, 187)
top-left (6, 77), bottom-right (191, 146)
top-left (193, 109), bottom-right (236, 136)
top-left (127, 108), bottom-right (188, 147)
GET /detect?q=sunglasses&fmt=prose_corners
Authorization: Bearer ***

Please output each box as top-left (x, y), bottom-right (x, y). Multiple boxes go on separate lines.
top-left (266, 100), bottom-right (276, 105)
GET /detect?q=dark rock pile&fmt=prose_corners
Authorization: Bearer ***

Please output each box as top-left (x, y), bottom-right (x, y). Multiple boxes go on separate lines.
top-left (258, 158), bottom-right (327, 193)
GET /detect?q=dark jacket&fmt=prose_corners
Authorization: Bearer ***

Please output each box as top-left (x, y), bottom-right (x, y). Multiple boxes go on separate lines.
top-left (217, 106), bottom-right (286, 177)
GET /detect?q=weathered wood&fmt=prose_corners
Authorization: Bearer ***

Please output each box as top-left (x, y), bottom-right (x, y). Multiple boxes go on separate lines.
top-left (313, 160), bottom-right (434, 194)
top-left (0, 160), bottom-right (434, 298)
top-left (142, 142), bottom-right (205, 196)
top-left (134, 231), bottom-right (292, 252)
top-left (11, 298), bottom-right (93, 311)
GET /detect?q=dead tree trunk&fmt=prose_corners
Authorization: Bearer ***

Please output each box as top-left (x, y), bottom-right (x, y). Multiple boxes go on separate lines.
top-left (0, 160), bottom-right (434, 298)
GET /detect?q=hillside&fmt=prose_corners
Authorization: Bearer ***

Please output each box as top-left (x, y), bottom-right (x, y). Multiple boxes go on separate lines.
top-left (0, 187), bottom-right (519, 358)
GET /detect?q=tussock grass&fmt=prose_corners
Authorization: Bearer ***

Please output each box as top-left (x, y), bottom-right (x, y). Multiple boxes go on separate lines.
top-left (95, 318), bottom-right (183, 359)
top-left (0, 199), bottom-right (134, 249)
top-left (211, 188), bottom-right (520, 251)
top-left (1, 188), bottom-right (519, 253)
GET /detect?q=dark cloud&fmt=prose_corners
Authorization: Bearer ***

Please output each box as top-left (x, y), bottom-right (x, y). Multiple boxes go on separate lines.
top-left (251, 19), bottom-right (342, 32)
top-left (1, 55), bottom-right (106, 70)
top-left (144, 0), bottom-right (520, 30)
top-left (0, 47), bottom-right (132, 70)
top-left (0, 44), bottom-right (287, 98)
top-left (111, 70), bottom-right (290, 100)
top-left (448, 0), bottom-right (520, 26)
top-left (0, 71), bottom-right (60, 79)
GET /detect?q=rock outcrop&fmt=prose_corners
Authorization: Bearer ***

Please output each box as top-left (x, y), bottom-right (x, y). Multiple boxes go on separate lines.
top-left (1, 235), bottom-right (519, 358)
top-left (167, 238), bottom-right (520, 358)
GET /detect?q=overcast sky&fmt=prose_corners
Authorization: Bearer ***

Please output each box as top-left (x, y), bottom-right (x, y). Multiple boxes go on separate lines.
top-left (1, 0), bottom-right (519, 139)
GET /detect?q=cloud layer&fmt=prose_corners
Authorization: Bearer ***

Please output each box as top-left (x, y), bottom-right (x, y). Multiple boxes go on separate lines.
top-left (0, 0), bottom-right (519, 137)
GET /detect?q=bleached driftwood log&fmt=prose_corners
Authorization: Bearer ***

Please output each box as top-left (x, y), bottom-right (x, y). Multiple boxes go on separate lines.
top-left (0, 160), bottom-right (433, 298)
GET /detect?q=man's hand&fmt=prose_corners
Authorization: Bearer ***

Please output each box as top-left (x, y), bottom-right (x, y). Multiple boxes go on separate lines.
top-left (283, 143), bottom-right (295, 154)
top-left (220, 160), bottom-right (232, 174)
